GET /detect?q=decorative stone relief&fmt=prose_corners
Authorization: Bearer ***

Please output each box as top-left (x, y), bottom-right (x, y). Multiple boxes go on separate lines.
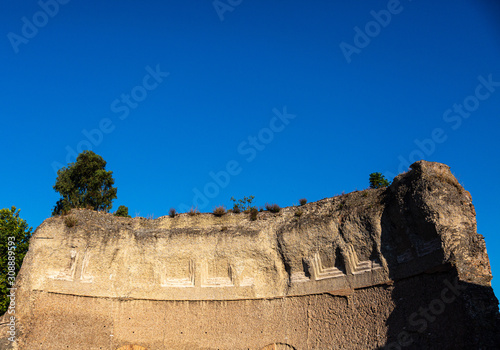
top-left (161, 259), bottom-right (195, 288)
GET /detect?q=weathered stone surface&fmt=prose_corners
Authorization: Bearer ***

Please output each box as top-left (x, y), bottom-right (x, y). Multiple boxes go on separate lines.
top-left (1, 161), bottom-right (499, 349)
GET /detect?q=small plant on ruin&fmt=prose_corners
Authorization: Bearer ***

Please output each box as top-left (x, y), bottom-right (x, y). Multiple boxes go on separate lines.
top-left (188, 207), bottom-right (200, 216)
top-left (249, 207), bottom-right (258, 221)
top-left (265, 203), bottom-right (281, 213)
top-left (299, 198), bottom-right (307, 206)
top-left (213, 206), bottom-right (226, 217)
top-left (295, 210), bottom-right (303, 217)
top-left (169, 208), bottom-right (177, 218)
top-left (64, 216), bottom-right (78, 228)
top-left (232, 205), bottom-right (241, 214)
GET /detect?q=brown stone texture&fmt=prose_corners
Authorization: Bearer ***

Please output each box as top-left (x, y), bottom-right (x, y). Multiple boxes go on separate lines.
top-left (1, 161), bottom-right (499, 349)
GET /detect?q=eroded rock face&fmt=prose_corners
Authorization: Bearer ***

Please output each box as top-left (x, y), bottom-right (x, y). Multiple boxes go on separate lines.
top-left (1, 161), bottom-right (499, 349)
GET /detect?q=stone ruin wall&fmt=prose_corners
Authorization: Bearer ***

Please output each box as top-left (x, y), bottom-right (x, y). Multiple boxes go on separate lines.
top-left (1, 161), bottom-right (499, 349)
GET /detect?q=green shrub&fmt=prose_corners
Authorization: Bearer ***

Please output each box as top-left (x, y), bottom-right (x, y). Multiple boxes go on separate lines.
top-left (295, 210), bottom-right (303, 217)
top-left (369, 172), bottom-right (391, 189)
top-left (114, 205), bottom-right (131, 218)
top-left (232, 205), bottom-right (241, 214)
top-left (299, 198), bottom-right (307, 206)
top-left (0, 207), bottom-right (32, 314)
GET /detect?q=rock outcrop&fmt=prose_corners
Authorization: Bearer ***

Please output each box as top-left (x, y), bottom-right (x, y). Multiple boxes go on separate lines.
top-left (1, 161), bottom-right (499, 349)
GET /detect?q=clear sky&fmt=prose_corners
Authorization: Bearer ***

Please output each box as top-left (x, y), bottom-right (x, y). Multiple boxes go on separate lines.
top-left (1, 1), bottom-right (499, 295)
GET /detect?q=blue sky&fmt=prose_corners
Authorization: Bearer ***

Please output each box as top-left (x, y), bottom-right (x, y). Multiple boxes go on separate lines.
top-left (1, 1), bottom-right (499, 295)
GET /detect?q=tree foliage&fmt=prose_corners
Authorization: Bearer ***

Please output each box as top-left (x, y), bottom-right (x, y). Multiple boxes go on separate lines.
top-left (53, 151), bottom-right (117, 215)
top-left (369, 172), bottom-right (391, 189)
top-left (0, 207), bottom-right (32, 314)
top-left (230, 196), bottom-right (255, 213)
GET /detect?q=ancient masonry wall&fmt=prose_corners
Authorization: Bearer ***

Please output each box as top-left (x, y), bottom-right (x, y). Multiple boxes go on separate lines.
top-left (1, 161), bottom-right (499, 349)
